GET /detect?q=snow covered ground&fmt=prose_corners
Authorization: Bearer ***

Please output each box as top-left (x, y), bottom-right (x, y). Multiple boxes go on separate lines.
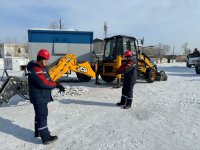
top-left (0, 62), bottom-right (200, 150)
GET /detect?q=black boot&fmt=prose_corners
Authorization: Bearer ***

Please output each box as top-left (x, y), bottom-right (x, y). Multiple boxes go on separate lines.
top-left (43, 136), bottom-right (58, 145)
top-left (123, 100), bottom-right (132, 109)
top-left (116, 97), bottom-right (126, 106)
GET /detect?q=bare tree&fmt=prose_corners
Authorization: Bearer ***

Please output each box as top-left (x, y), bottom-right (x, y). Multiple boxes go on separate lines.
top-left (143, 47), bottom-right (154, 56)
top-left (4, 37), bottom-right (19, 44)
top-left (22, 42), bottom-right (29, 54)
top-left (49, 20), bottom-right (59, 29)
top-left (181, 42), bottom-right (191, 55)
top-left (156, 43), bottom-right (170, 63)
top-left (49, 20), bottom-right (64, 29)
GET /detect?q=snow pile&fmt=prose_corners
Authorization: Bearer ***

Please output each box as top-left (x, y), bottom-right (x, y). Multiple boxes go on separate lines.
top-left (52, 86), bottom-right (88, 100)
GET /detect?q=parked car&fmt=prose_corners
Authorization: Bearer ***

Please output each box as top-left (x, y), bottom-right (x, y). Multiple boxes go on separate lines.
top-left (186, 49), bottom-right (200, 67)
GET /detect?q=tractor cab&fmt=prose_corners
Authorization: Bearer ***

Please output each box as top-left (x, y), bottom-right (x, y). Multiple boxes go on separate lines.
top-left (103, 35), bottom-right (137, 61)
top-left (96, 35), bottom-right (137, 85)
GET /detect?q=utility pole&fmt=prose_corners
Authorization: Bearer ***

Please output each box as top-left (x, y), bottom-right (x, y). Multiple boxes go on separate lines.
top-left (104, 21), bottom-right (108, 38)
top-left (59, 18), bottom-right (62, 30)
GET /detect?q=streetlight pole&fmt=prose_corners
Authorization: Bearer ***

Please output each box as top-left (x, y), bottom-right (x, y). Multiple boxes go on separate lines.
top-left (59, 18), bottom-right (62, 30)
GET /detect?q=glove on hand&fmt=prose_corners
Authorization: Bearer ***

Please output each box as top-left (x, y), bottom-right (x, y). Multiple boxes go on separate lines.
top-left (57, 83), bottom-right (65, 94)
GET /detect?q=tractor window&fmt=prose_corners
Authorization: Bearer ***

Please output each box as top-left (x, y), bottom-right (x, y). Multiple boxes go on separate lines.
top-left (104, 39), bottom-right (116, 60)
top-left (123, 38), bottom-right (137, 55)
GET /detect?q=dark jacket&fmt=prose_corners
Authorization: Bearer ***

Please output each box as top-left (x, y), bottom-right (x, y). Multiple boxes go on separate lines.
top-left (27, 60), bottom-right (57, 104)
top-left (117, 56), bottom-right (137, 85)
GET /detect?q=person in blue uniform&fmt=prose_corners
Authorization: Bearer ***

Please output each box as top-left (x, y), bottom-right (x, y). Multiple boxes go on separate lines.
top-left (116, 50), bottom-right (137, 109)
top-left (27, 49), bottom-right (65, 144)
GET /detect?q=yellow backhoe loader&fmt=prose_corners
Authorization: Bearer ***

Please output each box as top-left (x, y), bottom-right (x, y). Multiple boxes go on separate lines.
top-left (0, 54), bottom-right (95, 104)
top-left (95, 35), bottom-right (167, 86)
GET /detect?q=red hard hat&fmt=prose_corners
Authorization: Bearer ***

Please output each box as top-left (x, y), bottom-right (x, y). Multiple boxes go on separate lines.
top-left (124, 50), bottom-right (132, 57)
top-left (37, 49), bottom-right (50, 59)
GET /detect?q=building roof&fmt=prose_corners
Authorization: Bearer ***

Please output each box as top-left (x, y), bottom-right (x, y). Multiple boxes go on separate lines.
top-left (93, 38), bottom-right (103, 42)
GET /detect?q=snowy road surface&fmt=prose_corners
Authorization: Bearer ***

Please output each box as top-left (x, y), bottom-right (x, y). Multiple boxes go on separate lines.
top-left (0, 62), bottom-right (200, 150)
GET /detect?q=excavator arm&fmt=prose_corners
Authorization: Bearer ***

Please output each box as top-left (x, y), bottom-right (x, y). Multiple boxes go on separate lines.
top-left (0, 53), bottom-right (96, 104)
top-left (49, 54), bottom-right (95, 81)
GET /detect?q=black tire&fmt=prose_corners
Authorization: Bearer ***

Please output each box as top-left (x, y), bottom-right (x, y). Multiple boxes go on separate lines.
top-left (76, 73), bottom-right (91, 82)
top-left (145, 68), bottom-right (156, 83)
top-left (195, 66), bottom-right (200, 74)
top-left (100, 75), bottom-right (115, 83)
top-left (186, 62), bottom-right (191, 68)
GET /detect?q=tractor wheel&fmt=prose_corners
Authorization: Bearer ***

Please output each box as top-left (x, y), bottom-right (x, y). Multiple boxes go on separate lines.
top-left (100, 75), bottom-right (115, 83)
top-left (186, 62), bottom-right (191, 68)
top-left (76, 73), bottom-right (91, 82)
top-left (146, 68), bottom-right (156, 83)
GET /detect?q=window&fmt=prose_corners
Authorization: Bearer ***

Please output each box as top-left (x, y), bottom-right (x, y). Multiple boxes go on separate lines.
top-left (104, 39), bottom-right (116, 60)
top-left (122, 37), bottom-right (136, 55)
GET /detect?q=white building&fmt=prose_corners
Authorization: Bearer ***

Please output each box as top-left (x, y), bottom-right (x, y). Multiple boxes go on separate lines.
top-left (0, 43), bottom-right (27, 58)
top-left (0, 43), bottom-right (29, 70)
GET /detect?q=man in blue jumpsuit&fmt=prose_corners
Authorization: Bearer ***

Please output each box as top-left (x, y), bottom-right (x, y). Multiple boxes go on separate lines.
top-left (27, 49), bottom-right (65, 144)
top-left (116, 50), bottom-right (137, 109)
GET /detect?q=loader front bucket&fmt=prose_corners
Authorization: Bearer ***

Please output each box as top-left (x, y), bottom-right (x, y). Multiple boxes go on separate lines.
top-left (155, 70), bottom-right (168, 81)
top-left (0, 76), bottom-right (28, 104)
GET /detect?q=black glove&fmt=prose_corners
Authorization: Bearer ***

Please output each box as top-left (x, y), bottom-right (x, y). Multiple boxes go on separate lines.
top-left (57, 83), bottom-right (65, 94)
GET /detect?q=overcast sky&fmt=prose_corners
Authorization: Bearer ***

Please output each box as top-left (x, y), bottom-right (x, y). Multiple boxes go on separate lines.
top-left (0, 0), bottom-right (199, 54)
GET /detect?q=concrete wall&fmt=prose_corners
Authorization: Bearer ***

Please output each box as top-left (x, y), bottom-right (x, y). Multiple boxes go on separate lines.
top-left (151, 58), bottom-right (176, 63)
top-left (4, 57), bottom-right (29, 70)
top-left (0, 58), bottom-right (4, 69)
top-left (176, 55), bottom-right (186, 62)
top-left (29, 43), bottom-right (92, 63)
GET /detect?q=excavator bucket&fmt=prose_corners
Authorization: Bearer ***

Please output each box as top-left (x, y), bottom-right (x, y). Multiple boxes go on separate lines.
top-left (0, 76), bottom-right (28, 104)
top-left (155, 70), bottom-right (168, 81)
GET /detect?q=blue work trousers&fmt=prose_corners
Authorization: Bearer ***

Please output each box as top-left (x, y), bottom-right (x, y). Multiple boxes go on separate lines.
top-left (33, 103), bottom-right (50, 143)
